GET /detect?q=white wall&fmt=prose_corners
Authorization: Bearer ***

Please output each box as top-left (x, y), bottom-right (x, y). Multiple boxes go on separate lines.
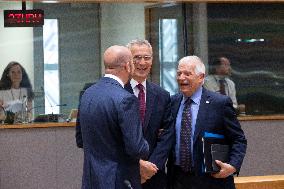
top-left (0, 2), bottom-right (34, 85)
top-left (100, 3), bottom-right (146, 74)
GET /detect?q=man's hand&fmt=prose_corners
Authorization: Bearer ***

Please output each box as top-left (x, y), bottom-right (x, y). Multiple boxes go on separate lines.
top-left (211, 160), bottom-right (236, 178)
top-left (158, 129), bottom-right (164, 137)
top-left (140, 159), bottom-right (158, 184)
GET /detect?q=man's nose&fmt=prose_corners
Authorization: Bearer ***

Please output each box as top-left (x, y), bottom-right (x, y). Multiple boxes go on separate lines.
top-left (137, 60), bottom-right (148, 66)
top-left (177, 73), bottom-right (186, 80)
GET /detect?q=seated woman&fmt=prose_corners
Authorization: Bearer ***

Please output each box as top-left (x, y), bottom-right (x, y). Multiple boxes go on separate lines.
top-left (0, 61), bottom-right (34, 123)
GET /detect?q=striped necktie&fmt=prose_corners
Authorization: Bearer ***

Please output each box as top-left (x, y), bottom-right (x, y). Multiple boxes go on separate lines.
top-left (137, 84), bottom-right (146, 124)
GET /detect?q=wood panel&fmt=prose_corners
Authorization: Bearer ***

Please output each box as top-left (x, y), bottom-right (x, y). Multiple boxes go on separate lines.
top-left (235, 175), bottom-right (284, 189)
top-left (0, 122), bottom-right (76, 129)
top-left (238, 115), bottom-right (284, 121)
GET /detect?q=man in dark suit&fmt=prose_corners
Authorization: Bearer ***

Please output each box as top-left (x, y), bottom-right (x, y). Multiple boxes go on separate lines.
top-left (167, 56), bottom-right (247, 189)
top-left (79, 45), bottom-right (149, 189)
top-left (75, 82), bottom-right (94, 148)
top-left (125, 39), bottom-right (175, 189)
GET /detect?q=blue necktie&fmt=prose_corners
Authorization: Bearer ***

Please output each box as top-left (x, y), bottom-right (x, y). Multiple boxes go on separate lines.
top-left (180, 98), bottom-right (192, 172)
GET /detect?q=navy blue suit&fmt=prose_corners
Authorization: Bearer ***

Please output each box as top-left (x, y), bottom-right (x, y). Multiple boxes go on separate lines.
top-left (125, 81), bottom-right (175, 189)
top-left (79, 77), bottom-right (149, 189)
top-left (167, 88), bottom-right (247, 189)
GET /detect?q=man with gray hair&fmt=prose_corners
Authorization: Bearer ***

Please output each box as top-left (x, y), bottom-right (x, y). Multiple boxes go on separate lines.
top-left (167, 56), bottom-right (247, 189)
top-left (125, 39), bottom-right (175, 189)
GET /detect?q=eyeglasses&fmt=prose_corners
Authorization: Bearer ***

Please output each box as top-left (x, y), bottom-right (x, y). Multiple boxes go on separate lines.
top-left (133, 55), bottom-right (152, 62)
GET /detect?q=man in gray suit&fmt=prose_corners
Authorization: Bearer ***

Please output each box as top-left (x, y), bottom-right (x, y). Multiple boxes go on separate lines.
top-left (79, 45), bottom-right (149, 189)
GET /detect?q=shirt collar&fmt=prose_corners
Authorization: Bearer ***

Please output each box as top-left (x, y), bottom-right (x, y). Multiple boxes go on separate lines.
top-left (104, 74), bottom-right (124, 87)
top-left (182, 86), bottom-right (203, 105)
top-left (214, 74), bottom-right (227, 80)
top-left (130, 79), bottom-right (146, 90)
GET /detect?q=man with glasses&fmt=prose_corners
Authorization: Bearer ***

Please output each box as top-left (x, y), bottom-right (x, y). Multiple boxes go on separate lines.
top-left (125, 39), bottom-right (175, 189)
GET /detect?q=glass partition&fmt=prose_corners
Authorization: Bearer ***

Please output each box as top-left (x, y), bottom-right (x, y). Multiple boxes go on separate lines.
top-left (147, 3), bottom-right (284, 115)
top-left (205, 3), bottom-right (284, 115)
top-left (0, 1), bottom-right (283, 122)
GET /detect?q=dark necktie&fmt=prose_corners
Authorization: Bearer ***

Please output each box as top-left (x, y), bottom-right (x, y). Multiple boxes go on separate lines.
top-left (137, 84), bottom-right (146, 124)
top-left (180, 98), bottom-right (192, 172)
top-left (219, 79), bottom-right (226, 95)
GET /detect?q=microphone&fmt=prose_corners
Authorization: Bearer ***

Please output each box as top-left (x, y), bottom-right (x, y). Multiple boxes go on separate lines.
top-left (41, 86), bottom-right (58, 114)
top-left (124, 180), bottom-right (133, 189)
top-left (56, 104), bottom-right (67, 107)
top-left (46, 95), bottom-right (54, 114)
top-left (28, 104), bottom-right (67, 112)
top-left (30, 104), bottom-right (67, 123)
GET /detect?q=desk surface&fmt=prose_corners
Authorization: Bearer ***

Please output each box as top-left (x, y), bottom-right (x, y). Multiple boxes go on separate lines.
top-left (235, 175), bottom-right (284, 183)
top-left (235, 175), bottom-right (284, 189)
top-left (0, 122), bottom-right (76, 129)
top-left (238, 114), bottom-right (284, 121)
top-left (1, 114), bottom-right (284, 129)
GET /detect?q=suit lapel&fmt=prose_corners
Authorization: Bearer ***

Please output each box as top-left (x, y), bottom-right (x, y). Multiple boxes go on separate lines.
top-left (193, 88), bottom-right (212, 144)
top-left (124, 81), bottom-right (153, 132)
top-left (172, 93), bottom-right (183, 119)
top-left (124, 82), bottom-right (134, 94)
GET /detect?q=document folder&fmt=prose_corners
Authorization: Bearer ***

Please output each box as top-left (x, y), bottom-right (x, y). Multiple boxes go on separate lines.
top-left (202, 132), bottom-right (230, 173)
top-left (211, 144), bottom-right (229, 172)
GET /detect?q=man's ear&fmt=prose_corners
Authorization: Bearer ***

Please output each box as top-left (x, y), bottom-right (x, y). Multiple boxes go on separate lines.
top-left (199, 73), bottom-right (205, 80)
top-left (199, 73), bottom-right (205, 84)
top-left (125, 61), bottom-right (131, 73)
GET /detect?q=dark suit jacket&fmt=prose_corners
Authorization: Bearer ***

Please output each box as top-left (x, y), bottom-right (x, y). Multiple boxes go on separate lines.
top-left (79, 77), bottom-right (149, 189)
top-left (167, 88), bottom-right (247, 189)
top-left (76, 83), bottom-right (94, 148)
top-left (125, 81), bottom-right (175, 189)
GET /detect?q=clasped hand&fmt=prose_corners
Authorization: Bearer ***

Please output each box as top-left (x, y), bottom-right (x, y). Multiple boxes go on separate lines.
top-left (211, 160), bottom-right (236, 178)
top-left (139, 159), bottom-right (158, 184)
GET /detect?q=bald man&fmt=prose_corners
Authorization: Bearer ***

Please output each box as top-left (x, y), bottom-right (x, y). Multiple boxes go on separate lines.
top-left (79, 45), bottom-right (149, 189)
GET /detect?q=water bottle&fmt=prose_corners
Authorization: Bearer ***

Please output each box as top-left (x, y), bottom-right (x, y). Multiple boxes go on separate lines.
top-left (21, 95), bottom-right (29, 123)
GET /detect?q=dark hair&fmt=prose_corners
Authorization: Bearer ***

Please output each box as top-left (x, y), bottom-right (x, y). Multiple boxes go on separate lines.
top-left (209, 57), bottom-right (223, 74)
top-left (0, 61), bottom-right (34, 100)
top-left (79, 82), bottom-right (94, 101)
